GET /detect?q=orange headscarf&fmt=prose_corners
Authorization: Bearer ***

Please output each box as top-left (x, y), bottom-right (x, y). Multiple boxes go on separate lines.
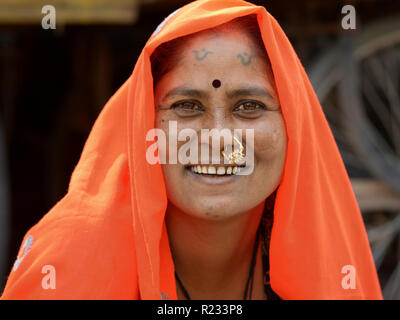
top-left (1, 0), bottom-right (382, 299)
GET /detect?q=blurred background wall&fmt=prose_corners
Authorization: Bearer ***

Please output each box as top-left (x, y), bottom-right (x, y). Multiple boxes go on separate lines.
top-left (0, 0), bottom-right (400, 299)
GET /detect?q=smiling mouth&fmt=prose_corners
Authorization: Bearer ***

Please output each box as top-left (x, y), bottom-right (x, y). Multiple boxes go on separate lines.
top-left (185, 164), bottom-right (245, 176)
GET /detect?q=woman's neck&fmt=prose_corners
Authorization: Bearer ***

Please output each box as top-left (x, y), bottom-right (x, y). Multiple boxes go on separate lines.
top-left (165, 201), bottom-right (265, 299)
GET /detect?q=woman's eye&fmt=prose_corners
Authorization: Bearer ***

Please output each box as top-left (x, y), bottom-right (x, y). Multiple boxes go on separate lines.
top-left (171, 101), bottom-right (203, 113)
top-left (234, 101), bottom-right (266, 113)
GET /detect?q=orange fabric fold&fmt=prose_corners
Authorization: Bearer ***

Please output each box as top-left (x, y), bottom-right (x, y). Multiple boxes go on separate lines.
top-left (1, 0), bottom-right (382, 299)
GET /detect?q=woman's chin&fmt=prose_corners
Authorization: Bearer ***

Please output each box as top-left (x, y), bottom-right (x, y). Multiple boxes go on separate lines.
top-left (183, 201), bottom-right (252, 220)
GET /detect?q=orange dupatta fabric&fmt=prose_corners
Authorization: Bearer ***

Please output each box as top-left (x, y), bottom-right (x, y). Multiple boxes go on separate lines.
top-left (1, 0), bottom-right (382, 299)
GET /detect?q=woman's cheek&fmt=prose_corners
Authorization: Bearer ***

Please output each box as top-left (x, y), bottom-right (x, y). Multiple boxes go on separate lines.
top-left (253, 118), bottom-right (286, 161)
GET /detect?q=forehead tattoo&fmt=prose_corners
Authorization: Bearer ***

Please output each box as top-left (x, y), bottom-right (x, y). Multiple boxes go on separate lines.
top-left (193, 48), bottom-right (214, 61)
top-left (237, 52), bottom-right (254, 66)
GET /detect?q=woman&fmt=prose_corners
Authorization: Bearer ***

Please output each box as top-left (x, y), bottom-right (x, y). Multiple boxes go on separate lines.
top-left (1, 0), bottom-right (382, 299)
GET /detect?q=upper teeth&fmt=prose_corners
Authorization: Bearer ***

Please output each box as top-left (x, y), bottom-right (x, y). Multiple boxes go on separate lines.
top-left (189, 165), bottom-right (241, 175)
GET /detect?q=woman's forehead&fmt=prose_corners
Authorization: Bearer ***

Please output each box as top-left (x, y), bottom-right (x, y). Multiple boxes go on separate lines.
top-left (153, 28), bottom-right (274, 98)
top-left (181, 30), bottom-right (258, 57)
top-left (163, 36), bottom-right (269, 77)
top-left (156, 52), bottom-right (274, 97)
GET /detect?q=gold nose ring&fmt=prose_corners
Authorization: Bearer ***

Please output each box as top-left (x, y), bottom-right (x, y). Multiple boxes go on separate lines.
top-left (221, 136), bottom-right (245, 164)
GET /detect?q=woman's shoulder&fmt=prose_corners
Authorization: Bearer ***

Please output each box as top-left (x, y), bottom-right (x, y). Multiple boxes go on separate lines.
top-left (1, 190), bottom-right (139, 299)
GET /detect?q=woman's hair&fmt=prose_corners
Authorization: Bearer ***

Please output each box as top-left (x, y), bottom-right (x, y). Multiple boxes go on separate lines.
top-left (150, 14), bottom-right (272, 88)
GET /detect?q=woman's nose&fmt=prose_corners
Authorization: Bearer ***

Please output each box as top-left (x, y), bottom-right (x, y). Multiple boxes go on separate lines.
top-left (197, 106), bottom-right (236, 163)
top-left (201, 106), bottom-right (230, 132)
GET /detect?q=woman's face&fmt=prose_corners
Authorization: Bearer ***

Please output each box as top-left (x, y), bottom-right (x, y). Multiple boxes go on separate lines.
top-left (154, 30), bottom-right (287, 219)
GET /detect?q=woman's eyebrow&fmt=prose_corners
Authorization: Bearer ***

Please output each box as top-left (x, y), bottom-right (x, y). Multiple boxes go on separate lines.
top-left (226, 86), bottom-right (274, 100)
top-left (162, 85), bottom-right (274, 101)
top-left (162, 87), bottom-right (209, 101)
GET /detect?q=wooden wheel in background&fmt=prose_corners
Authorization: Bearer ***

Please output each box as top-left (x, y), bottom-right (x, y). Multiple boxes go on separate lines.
top-left (308, 15), bottom-right (400, 299)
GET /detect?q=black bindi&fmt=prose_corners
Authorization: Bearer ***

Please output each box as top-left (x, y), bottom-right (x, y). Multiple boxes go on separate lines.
top-left (212, 79), bottom-right (221, 89)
